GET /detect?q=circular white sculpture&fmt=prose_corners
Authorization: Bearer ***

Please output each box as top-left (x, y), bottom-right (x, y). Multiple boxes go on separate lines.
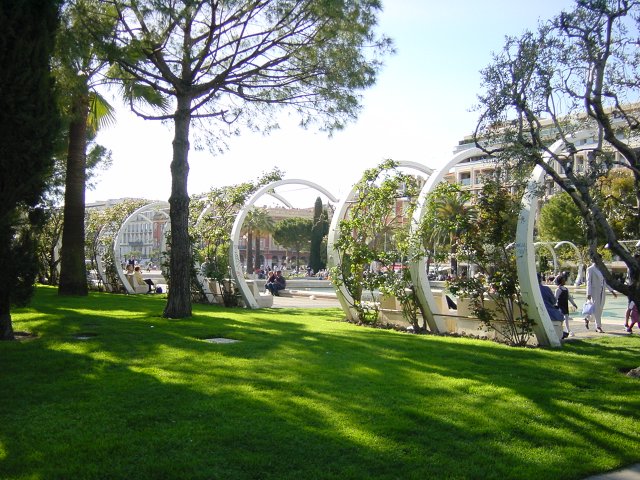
top-left (113, 202), bottom-right (170, 294)
top-left (408, 148), bottom-right (485, 333)
top-left (515, 130), bottom-right (593, 347)
top-left (327, 161), bottom-right (434, 322)
top-left (229, 179), bottom-right (338, 309)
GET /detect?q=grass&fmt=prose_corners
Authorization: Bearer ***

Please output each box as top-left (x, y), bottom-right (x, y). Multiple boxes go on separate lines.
top-left (1, 286), bottom-right (639, 480)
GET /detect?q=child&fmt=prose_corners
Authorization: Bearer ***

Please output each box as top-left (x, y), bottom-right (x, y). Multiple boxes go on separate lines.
top-left (625, 299), bottom-right (639, 333)
top-left (555, 275), bottom-right (578, 338)
top-left (582, 297), bottom-right (594, 329)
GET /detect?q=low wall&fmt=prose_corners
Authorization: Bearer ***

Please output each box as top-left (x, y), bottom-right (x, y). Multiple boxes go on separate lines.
top-left (379, 291), bottom-right (562, 345)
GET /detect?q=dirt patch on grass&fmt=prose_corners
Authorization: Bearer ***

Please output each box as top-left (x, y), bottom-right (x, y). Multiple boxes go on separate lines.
top-left (202, 337), bottom-right (240, 344)
top-left (74, 332), bottom-right (98, 340)
top-left (14, 331), bottom-right (37, 341)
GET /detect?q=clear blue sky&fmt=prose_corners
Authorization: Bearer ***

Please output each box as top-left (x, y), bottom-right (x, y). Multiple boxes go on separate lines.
top-left (90, 0), bottom-right (576, 207)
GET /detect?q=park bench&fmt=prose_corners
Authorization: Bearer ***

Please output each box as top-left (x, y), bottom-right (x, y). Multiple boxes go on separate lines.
top-left (126, 274), bottom-right (150, 294)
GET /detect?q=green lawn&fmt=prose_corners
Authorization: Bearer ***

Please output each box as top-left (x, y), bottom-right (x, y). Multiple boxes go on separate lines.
top-left (1, 286), bottom-right (639, 480)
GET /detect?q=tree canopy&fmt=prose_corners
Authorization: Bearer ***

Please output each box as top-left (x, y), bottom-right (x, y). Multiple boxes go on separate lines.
top-left (309, 196), bottom-right (329, 273)
top-left (474, 0), bottom-right (640, 308)
top-left (538, 192), bottom-right (586, 248)
top-left (273, 217), bottom-right (313, 270)
top-left (86, 0), bottom-right (392, 318)
top-left (420, 182), bottom-right (475, 275)
top-left (0, 0), bottom-right (61, 339)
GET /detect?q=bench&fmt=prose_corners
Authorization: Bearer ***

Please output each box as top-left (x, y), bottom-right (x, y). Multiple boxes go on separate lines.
top-left (247, 281), bottom-right (274, 307)
top-left (126, 274), bottom-right (151, 294)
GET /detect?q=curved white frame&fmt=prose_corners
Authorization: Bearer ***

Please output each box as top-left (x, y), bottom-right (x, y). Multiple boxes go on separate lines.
top-left (554, 241), bottom-right (584, 286)
top-left (534, 242), bottom-right (559, 275)
top-left (95, 222), bottom-right (127, 293)
top-left (533, 241), bottom-right (585, 286)
top-left (94, 225), bottom-right (112, 291)
top-left (113, 202), bottom-right (170, 294)
top-left (327, 161), bottom-right (434, 322)
top-left (229, 179), bottom-right (338, 309)
top-left (515, 130), bottom-right (593, 347)
top-left (408, 148), bottom-right (485, 332)
top-left (195, 191), bottom-right (294, 303)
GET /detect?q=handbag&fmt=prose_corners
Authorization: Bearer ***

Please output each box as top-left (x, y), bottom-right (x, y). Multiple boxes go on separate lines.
top-left (582, 301), bottom-right (595, 316)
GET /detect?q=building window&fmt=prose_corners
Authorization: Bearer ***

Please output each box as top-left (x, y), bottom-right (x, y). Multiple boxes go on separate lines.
top-left (459, 172), bottom-right (471, 186)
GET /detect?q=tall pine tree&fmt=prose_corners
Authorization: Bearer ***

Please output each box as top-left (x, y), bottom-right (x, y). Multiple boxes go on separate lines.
top-left (0, 0), bottom-right (61, 339)
top-left (309, 197), bottom-right (328, 273)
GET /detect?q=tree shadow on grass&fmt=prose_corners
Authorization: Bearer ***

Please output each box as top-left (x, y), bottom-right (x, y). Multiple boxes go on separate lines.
top-left (2, 286), bottom-right (640, 479)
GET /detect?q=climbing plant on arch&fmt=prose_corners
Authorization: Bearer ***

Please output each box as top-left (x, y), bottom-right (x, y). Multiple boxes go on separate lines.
top-left (86, 199), bottom-right (148, 292)
top-left (191, 170), bottom-right (284, 306)
top-left (327, 160), bottom-right (433, 328)
top-left (408, 146), bottom-right (546, 345)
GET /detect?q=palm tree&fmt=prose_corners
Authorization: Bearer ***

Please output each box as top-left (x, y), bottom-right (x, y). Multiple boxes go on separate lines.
top-left (245, 208), bottom-right (274, 270)
top-left (55, 1), bottom-right (166, 295)
top-left (424, 185), bottom-right (476, 276)
top-left (54, 2), bottom-right (118, 295)
top-left (241, 220), bottom-right (254, 274)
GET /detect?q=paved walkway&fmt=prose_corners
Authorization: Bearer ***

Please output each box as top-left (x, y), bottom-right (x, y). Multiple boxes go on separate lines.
top-left (271, 289), bottom-right (635, 339)
top-left (559, 290), bottom-right (635, 341)
top-left (583, 463), bottom-right (640, 480)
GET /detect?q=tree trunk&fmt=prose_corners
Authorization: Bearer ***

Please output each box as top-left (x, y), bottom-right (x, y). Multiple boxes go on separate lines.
top-left (58, 91), bottom-right (89, 296)
top-left (0, 222), bottom-right (14, 340)
top-left (48, 243), bottom-right (59, 285)
top-left (246, 230), bottom-right (253, 273)
top-left (0, 313), bottom-right (14, 341)
top-left (255, 234), bottom-right (261, 270)
top-left (0, 281), bottom-right (15, 340)
top-left (163, 96), bottom-right (192, 318)
top-left (450, 235), bottom-right (458, 276)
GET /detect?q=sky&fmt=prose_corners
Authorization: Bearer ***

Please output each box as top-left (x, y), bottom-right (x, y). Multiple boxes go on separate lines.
top-left (89, 0), bottom-right (577, 208)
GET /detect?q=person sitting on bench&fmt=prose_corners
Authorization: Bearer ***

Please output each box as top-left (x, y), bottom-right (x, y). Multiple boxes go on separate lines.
top-left (265, 270), bottom-right (286, 296)
top-left (134, 266), bottom-right (155, 293)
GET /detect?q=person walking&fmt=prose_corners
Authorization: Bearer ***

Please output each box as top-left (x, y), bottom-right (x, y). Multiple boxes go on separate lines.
top-left (585, 261), bottom-right (617, 333)
top-left (625, 299), bottom-right (639, 333)
top-left (538, 273), bottom-right (564, 322)
top-left (555, 275), bottom-right (577, 338)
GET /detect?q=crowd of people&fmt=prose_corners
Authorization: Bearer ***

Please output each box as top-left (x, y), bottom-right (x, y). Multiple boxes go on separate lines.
top-left (536, 261), bottom-right (640, 338)
top-left (252, 265), bottom-right (329, 280)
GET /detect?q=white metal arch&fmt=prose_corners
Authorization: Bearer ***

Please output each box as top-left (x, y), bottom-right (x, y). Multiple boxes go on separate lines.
top-left (408, 147), bottom-right (485, 332)
top-left (95, 221), bottom-right (132, 293)
top-left (113, 201), bottom-right (170, 294)
top-left (515, 130), bottom-right (594, 347)
top-left (327, 161), bottom-right (434, 322)
top-left (194, 191), bottom-right (294, 304)
top-left (195, 191), bottom-right (293, 226)
top-left (94, 224), bottom-right (113, 291)
top-left (554, 241), bottom-right (584, 286)
top-left (229, 179), bottom-right (338, 309)
top-left (534, 242), bottom-right (559, 276)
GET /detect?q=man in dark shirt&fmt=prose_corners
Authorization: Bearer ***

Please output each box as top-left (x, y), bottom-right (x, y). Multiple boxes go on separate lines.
top-left (265, 270), bottom-right (286, 296)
